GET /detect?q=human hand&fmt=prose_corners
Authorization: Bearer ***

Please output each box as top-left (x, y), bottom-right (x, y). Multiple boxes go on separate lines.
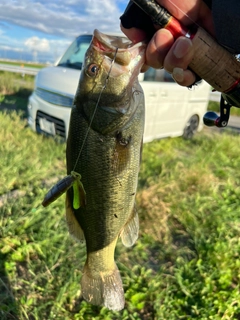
top-left (120, 0), bottom-right (215, 86)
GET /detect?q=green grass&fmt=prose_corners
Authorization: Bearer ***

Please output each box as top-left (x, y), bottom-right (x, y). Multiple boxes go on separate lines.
top-left (0, 71), bottom-right (34, 117)
top-left (208, 100), bottom-right (240, 117)
top-left (0, 110), bottom-right (240, 319)
top-left (0, 59), bottom-right (46, 69)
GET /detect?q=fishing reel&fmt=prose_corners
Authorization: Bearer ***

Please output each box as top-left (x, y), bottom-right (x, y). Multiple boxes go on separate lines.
top-left (204, 85), bottom-right (240, 127)
top-left (204, 61), bottom-right (240, 128)
top-left (203, 95), bottom-right (231, 128)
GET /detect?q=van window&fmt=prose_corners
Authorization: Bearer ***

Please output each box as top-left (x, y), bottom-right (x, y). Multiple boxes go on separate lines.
top-left (144, 67), bottom-right (175, 83)
top-left (57, 35), bottom-right (92, 70)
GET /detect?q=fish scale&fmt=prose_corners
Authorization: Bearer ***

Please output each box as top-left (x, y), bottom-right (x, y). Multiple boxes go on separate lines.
top-left (67, 99), bottom-right (142, 247)
top-left (65, 29), bottom-right (146, 311)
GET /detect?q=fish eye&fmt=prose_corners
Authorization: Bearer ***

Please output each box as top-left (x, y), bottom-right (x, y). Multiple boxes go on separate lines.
top-left (87, 64), bottom-right (99, 77)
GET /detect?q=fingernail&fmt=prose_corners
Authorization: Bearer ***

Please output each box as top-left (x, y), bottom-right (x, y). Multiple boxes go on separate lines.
top-left (172, 68), bottom-right (184, 82)
top-left (173, 38), bottom-right (192, 59)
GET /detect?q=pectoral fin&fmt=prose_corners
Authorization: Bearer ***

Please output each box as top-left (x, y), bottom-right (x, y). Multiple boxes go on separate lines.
top-left (65, 193), bottom-right (85, 243)
top-left (120, 205), bottom-right (139, 247)
top-left (71, 171), bottom-right (86, 210)
top-left (72, 178), bottom-right (86, 210)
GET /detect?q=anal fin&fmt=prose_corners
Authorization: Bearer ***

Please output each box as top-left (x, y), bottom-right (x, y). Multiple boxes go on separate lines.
top-left (120, 205), bottom-right (139, 247)
top-left (65, 193), bottom-right (85, 243)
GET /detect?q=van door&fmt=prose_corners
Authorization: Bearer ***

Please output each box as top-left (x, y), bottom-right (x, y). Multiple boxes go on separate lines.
top-left (141, 68), bottom-right (190, 142)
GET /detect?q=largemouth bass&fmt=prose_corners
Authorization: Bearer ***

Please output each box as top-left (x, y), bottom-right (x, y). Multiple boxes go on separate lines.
top-left (66, 29), bottom-right (146, 311)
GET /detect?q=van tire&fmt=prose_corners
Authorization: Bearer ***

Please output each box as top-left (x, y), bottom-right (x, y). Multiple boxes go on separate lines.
top-left (183, 115), bottom-right (199, 139)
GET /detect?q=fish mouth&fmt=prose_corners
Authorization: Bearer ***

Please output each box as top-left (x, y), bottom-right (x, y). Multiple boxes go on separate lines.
top-left (92, 29), bottom-right (146, 66)
top-left (90, 30), bottom-right (146, 116)
top-left (93, 29), bottom-right (133, 51)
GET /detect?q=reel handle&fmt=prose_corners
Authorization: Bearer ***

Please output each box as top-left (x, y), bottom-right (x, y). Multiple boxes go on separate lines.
top-left (203, 111), bottom-right (227, 128)
top-left (203, 96), bottom-right (231, 128)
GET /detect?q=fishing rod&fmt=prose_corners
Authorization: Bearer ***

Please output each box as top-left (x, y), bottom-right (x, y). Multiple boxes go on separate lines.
top-left (123, 0), bottom-right (240, 127)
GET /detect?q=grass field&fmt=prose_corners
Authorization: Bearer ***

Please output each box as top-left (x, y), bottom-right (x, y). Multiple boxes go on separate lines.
top-left (0, 72), bottom-right (240, 319)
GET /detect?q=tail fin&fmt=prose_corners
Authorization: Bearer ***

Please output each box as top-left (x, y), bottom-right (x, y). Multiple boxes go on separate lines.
top-left (80, 262), bottom-right (125, 311)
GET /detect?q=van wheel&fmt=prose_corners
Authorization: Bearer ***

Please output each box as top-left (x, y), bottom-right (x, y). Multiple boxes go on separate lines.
top-left (183, 115), bottom-right (199, 139)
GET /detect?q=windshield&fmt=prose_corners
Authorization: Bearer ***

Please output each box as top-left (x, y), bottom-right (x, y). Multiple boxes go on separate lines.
top-left (57, 35), bottom-right (92, 70)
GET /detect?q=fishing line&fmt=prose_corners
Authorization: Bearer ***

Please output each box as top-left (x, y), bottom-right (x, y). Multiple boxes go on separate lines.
top-left (166, 0), bottom-right (201, 28)
top-left (72, 47), bottom-right (119, 172)
top-left (72, 0), bottom-right (198, 173)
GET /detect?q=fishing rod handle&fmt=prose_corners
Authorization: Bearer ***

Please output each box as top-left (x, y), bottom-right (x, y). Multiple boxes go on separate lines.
top-left (131, 0), bottom-right (240, 93)
top-left (189, 27), bottom-right (240, 93)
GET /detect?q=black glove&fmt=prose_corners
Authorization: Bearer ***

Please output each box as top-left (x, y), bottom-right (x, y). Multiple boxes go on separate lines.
top-left (120, 1), bottom-right (155, 39)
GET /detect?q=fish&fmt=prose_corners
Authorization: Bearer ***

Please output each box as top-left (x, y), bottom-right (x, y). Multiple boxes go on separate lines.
top-left (66, 29), bottom-right (146, 311)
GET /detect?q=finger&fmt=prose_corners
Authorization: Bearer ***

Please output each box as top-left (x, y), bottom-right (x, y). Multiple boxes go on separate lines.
top-left (145, 28), bottom-right (174, 68)
top-left (157, 0), bottom-right (215, 35)
top-left (163, 37), bottom-right (196, 86)
top-left (163, 37), bottom-right (194, 72)
top-left (172, 68), bottom-right (197, 86)
top-left (198, 2), bottom-right (215, 36)
top-left (140, 64), bottom-right (150, 73)
top-left (157, 0), bottom-right (201, 25)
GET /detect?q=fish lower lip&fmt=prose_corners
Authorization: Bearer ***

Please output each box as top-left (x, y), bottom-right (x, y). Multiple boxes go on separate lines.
top-left (100, 106), bottom-right (127, 114)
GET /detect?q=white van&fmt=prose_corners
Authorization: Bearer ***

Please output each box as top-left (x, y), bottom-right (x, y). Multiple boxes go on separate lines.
top-left (27, 34), bottom-right (210, 142)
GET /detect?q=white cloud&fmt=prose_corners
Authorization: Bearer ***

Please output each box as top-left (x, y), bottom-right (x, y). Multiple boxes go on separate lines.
top-left (0, 45), bottom-right (24, 52)
top-left (24, 37), bottom-right (50, 52)
top-left (0, 0), bottom-right (124, 37)
top-left (0, 0), bottom-right (128, 62)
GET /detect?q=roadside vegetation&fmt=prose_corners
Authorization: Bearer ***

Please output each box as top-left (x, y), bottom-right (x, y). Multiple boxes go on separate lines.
top-left (208, 100), bottom-right (240, 117)
top-left (0, 71), bottom-right (240, 319)
top-left (0, 71), bottom-right (34, 117)
top-left (0, 59), bottom-right (46, 69)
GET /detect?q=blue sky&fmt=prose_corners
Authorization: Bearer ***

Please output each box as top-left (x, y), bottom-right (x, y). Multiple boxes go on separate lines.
top-left (0, 0), bottom-right (129, 63)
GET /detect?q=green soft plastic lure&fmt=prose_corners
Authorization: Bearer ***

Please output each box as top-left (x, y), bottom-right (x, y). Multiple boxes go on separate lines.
top-left (42, 171), bottom-right (86, 209)
top-left (72, 172), bottom-right (86, 209)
